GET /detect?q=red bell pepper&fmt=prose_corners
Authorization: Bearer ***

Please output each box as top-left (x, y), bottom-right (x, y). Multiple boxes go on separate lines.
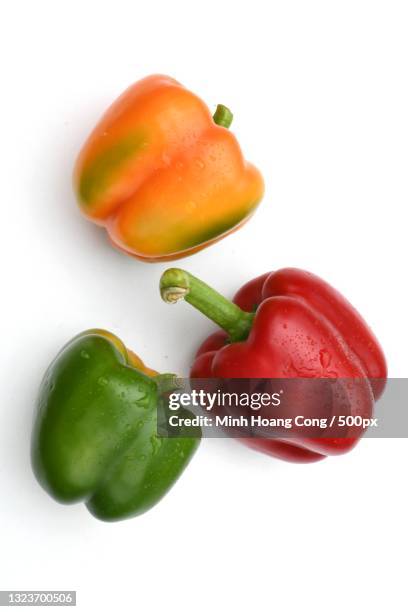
top-left (160, 267), bottom-right (387, 463)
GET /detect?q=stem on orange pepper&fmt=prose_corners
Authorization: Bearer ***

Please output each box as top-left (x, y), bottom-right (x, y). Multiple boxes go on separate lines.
top-left (160, 268), bottom-right (253, 342)
top-left (213, 104), bottom-right (233, 128)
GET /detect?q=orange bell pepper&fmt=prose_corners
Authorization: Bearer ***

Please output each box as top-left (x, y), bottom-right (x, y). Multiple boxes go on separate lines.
top-left (74, 75), bottom-right (264, 261)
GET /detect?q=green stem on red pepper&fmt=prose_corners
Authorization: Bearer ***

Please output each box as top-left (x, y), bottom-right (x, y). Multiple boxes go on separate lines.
top-left (160, 268), bottom-right (253, 342)
top-left (213, 104), bottom-right (233, 128)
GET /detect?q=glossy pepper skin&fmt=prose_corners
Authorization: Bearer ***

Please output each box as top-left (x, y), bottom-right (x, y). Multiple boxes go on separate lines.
top-left (74, 74), bottom-right (264, 261)
top-left (160, 268), bottom-right (387, 463)
top-left (31, 329), bottom-right (200, 521)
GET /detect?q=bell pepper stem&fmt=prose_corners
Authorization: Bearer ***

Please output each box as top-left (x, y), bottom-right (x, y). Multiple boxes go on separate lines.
top-left (213, 104), bottom-right (233, 128)
top-left (160, 268), bottom-right (253, 342)
top-left (154, 373), bottom-right (183, 394)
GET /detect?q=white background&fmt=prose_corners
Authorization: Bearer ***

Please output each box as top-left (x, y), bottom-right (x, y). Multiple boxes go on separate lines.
top-left (1, 1), bottom-right (407, 610)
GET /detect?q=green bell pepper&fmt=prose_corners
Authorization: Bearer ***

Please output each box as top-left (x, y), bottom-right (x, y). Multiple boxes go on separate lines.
top-left (31, 329), bottom-right (200, 521)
